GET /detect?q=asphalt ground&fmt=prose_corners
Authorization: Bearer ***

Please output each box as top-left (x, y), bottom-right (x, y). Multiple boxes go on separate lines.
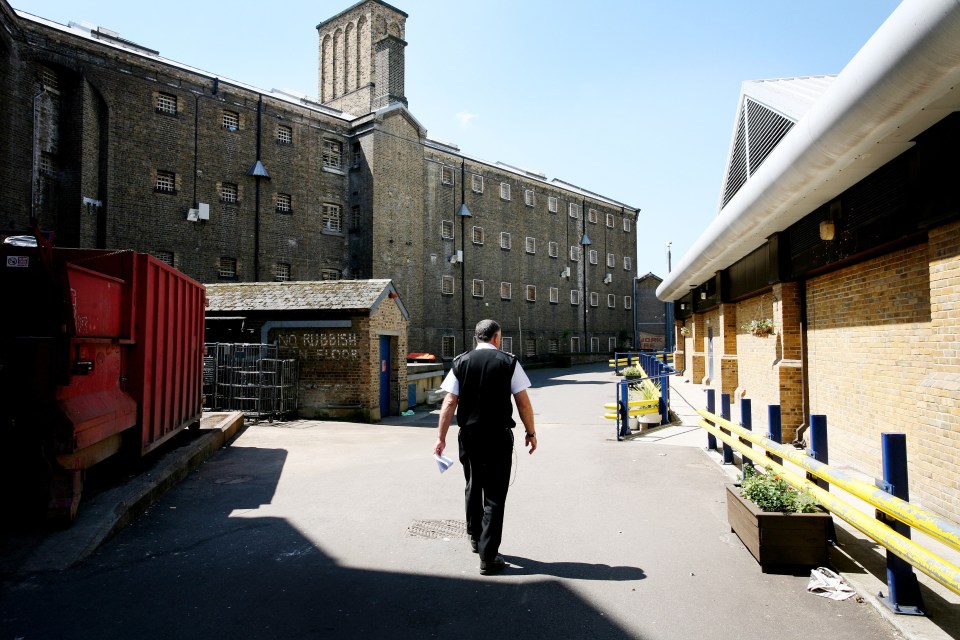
top-left (0, 362), bottom-right (954, 638)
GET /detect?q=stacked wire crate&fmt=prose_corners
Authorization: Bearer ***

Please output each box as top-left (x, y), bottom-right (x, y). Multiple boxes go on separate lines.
top-left (203, 344), bottom-right (298, 419)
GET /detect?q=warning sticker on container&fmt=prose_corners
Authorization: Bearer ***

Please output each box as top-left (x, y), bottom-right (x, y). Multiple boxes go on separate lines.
top-left (6, 256), bottom-right (29, 268)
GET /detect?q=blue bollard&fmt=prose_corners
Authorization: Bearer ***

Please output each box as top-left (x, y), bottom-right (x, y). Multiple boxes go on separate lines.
top-left (807, 415), bottom-right (829, 490)
top-left (878, 433), bottom-right (925, 615)
top-left (721, 393), bottom-right (734, 464)
top-left (740, 398), bottom-right (752, 472)
top-left (767, 405), bottom-right (783, 466)
top-left (706, 389), bottom-right (717, 451)
top-left (618, 381), bottom-right (630, 440)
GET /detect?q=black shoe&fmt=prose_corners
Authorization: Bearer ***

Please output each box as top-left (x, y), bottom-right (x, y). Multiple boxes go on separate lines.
top-left (470, 539), bottom-right (479, 554)
top-left (480, 555), bottom-right (507, 575)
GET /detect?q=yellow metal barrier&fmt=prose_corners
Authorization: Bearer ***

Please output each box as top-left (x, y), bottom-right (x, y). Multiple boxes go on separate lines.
top-left (698, 412), bottom-right (960, 597)
top-left (602, 399), bottom-right (659, 420)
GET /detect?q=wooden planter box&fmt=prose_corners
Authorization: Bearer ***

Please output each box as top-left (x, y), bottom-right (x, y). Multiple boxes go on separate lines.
top-left (726, 484), bottom-right (832, 573)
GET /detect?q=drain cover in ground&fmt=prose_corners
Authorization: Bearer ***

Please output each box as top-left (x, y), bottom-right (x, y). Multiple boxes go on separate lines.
top-left (406, 519), bottom-right (467, 539)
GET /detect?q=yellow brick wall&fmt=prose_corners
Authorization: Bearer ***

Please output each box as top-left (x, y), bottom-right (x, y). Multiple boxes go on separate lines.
top-left (734, 294), bottom-right (780, 432)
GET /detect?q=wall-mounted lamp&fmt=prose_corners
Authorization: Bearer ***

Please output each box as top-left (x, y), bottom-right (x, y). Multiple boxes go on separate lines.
top-left (680, 303), bottom-right (685, 310)
top-left (819, 220), bottom-right (835, 241)
top-left (700, 292), bottom-right (707, 300)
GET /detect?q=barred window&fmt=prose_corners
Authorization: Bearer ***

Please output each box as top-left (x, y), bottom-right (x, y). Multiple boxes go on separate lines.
top-left (276, 193), bottom-right (292, 213)
top-left (502, 337), bottom-right (513, 354)
top-left (323, 203), bottom-right (342, 232)
top-left (525, 338), bottom-right (536, 357)
top-left (525, 237), bottom-right (536, 254)
top-left (500, 182), bottom-right (511, 200)
top-left (571, 336), bottom-right (581, 353)
top-left (570, 246), bottom-right (581, 262)
top-left (548, 196), bottom-right (558, 213)
top-left (352, 142), bottom-right (362, 168)
top-left (154, 251), bottom-right (174, 266)
top-left (548, 339), bottom-right (559, 353)
top-left (524, 189), bottom-right (535, 207)
top-left (221, 111), bottom-right (239, 131)
top-left (624, 296), bottom-right (632, 309)
top-left (441, 275), bottom-right (454, 295)
top-left (549, 287), bottom-right (559, 304)
top-left (219, 182), bottom-right (238, 203)
top-left (590, 291), bottom-right (599, 307)
top-left (321, 269), bottom-right (341, 280)
top-left (472, 279), bottom-right (484, 298)
top-left (548, 241), bottom-right (559, 258)
top-left (441, 336), bottom-right (456, 359)
top-left (277, 125), bottom-right (292, 144)
top-left (218, 257), bottom-right (237, 278)
top-left (472, 226), bottom-right (484, 245)
top-left (500, 282), bottom-right (512, 300)
top-left (587, 208), bottom-right (598, 224)
top-left (274, 263), bottom-right (291, 282)
top-left (589, 249), bottom-right (598, 265)
top-left (526, 285), bottom-right (536, 302)
top-left (472, 174), bottom-right (484, 193)
top-left (607, 252), bottom-right (616, 268)
top-left (624, 256), bottom-right (632, 271)
top-left (500, 232), bottom-right (511, 250)
top-left (607, 293), bottom-right (616, 308)
top-left (569, 203), bottom-right (581, 218)
top-left (623, 218), bottom-right (632, 233)
top-left (156, 93), bottom-right (177, 115)
top-left (591, 337), bottom-right (600, 353)
top-left (609, 337), bottom-right (617, 351)
top-left (606, 213), bottom-right (615, 228)
top-left (323, 139), bottom-right (342, 169)
top-left (441, 220), bottom-right (454, 240)
top-left (570, 290), bottom-right (581, 305)
top-left (156, 170), bottom-right (175, 193)
top-left (441, 165), bottom-right (454, 186)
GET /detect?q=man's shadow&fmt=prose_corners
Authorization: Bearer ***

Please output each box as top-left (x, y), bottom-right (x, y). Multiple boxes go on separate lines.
top-left (505, 555), bottom-right (646, 581)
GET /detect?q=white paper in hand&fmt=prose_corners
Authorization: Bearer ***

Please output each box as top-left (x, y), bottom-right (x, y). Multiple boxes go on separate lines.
top-left (434, 454), bottom-right (455, 473)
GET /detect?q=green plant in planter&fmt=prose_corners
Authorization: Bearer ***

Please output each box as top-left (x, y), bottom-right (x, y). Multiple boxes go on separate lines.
top-left (743, 318), bottom-right (775, 337)
top-left (739, 464), bottom-right (818, 513)
top-left (622, 365), bottom-right (642, 379)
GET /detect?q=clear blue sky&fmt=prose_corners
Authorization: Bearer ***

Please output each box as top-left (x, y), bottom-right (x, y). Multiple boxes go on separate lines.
top-left (15, 0), bottom-right (901, 277)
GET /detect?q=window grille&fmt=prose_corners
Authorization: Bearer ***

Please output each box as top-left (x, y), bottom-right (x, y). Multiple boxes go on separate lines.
top-left (441, 166), bottom-right (454, 185)
top-left (277, 125), bottom-right (292, 144)
top-left (500, 182), bottom-right (511, 200)
top-left (321, 269), bottom-right (341, 280)
top-left (609, 337), bottom-right (617, 351)
top-left (222, 111), bottom-right (239, 131)
top-left (549, 287), bottom-right (559, 303)
top-left (472, 174), bottom-right (483, 193)
top-left (606, 213), bottom-right (615, 228)
top-left (571, 336), bottom-right (581, 353)
top-left (323, 140), bottom-right (342, 169)
top-left (548, 339), bottom-right (559, 354)
top-left (472, 226), bottom-right (484, 245)
top-left (525, 237), bottom-right (535, 254)
top-left (500, 232), bottom-right (511, 250)
top-left (274, 263), bottom-right (291, 282)
top-left (154, 251), bottom-right (174, 266)
top-left (218, 257), bottom-right (237, 278)
top-left (524, 189), bottom-right (535, 207)
top-left (441, 275), bottom-right (454, 295)
top-left (441, 220), bottom-right (454, 240)
top-left (549, 241), bottom-right (559, 258)
top-left (220, 182), bottom-right (238, 203)
top-left (570, 290), bottom-right (581, 305)
top-left (502, 337), bottom-right (513, 354)
top-left (276, 193), bottom-right (292, 213)
top-left (607, 294), bottom-right (616, 308)
top-left (607, 253), bottom-right (616, 268)
top-left (569, 203), bottom-right (581, 218)
top-left (441, 336), bottom-right (456, 359)
top-left (156, 93), bottom-right (177, 115)
top-left (352, 142), bottom-right (362, 168)
top-left (591, 337), bottom-right (599, 353)
top-left (548, 196), bottom-right (558, 213)
top-left (624, 296), bottom-right (632, 309)
top-left (588, 208), bottom-right (598, 224)
top-left (323, 203), bottom-right (342, 232)
top-left (623, 218), bottom-right (632, 232)
top-left (40, 67), bottom-right (59, 92)
top-left (624, 256), bottom-right (632, 271)
top-left (526, 285), bottom-right (536, 302)
top-left (156, 170), bottom-right (175, 193)
top-left (570, 246), bottom-right (581, 262)
top-left (590, 292), bottom-right (599, 307)
top-left (589, 249), bottom-right (598, 265)
top-left (500, 282), bottom-right (512, 300)
top-left (525, 338), bottom-right (536, 357)
top-left (472, 279), bottom-right (484, 298)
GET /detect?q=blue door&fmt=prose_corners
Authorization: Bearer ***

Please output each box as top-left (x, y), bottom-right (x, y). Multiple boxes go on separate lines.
top-left (707, 327), bottom-right (714, 381)
top-left (379, 336), bottom-right (391, 417)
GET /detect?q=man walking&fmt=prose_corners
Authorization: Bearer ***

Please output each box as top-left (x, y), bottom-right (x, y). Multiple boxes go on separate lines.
top-left (433, 319), bottom-right (536, 575)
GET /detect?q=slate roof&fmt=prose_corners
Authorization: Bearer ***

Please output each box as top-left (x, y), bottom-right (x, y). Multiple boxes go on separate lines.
top-left (205, 280), bottom-right (400, 314)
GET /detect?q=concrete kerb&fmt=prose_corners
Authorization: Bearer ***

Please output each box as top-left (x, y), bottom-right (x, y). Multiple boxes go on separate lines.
top-left (20, 411), bottom-right (245, 573)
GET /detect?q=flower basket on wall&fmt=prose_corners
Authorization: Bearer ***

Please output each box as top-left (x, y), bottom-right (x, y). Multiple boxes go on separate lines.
top-left (743, 318), bottom-right (775, 337)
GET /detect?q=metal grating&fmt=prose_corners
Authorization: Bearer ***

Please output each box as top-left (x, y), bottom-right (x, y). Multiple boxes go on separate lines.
top-left (721, 98), bottom-right (796, 210)
top-left (406, 519), bottom-right (467, 539)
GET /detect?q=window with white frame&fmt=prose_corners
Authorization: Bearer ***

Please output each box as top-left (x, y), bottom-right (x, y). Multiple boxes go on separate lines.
top-left (624, 256), bottom-right (632, 271)
top-left (606, 213), bottom-right (615, 228)
top-left (570, 246), bottom-right (581, 261)
top-left (607, 293), bottom-right (616, 308)
top-left (323, 139), bottom-right (342, 169)
top-left (221, 111), bottom-right (239, 131)
top-left (156, 93), bottom-right (177, 115)
top-left (441, 165), bottom-right (454, 185)
top-left (441, 220), bottom-right (454, 240)
top-left (218, 257), bottom-right (237, 278)
top-left (549, 287), bottom-right (559, 304)
top-left (607, 252), bottom-right (616, 268)
top-left (276, 193), bottom-right (292, 213)
top-left (548, 196), bottom-right (558, 213)
top-left (588, 208), bottom-right (598, 224)
top-left (441, 336), bottom-right (456, 359)
top-left (500, 182), bottom-right (511, 200)
top-left (321, 269), bottom-right (341, 280)
top-left (500, 232), bottom-right (511, 250)
top-left (441, 275), bottom-right (454, 295)
top-left (472, 279), bottom-right (484, 298)
top-left (590, 291), bottom-right (599, 307)
top-left (322, 203), bottom-right (342, 232)
top-left (277, 125), bottom-right (292, 144)
top-left (589, 249), bottom-right (598, 265)
top-left (220, 182), bottom-right (238, 203)
top-left (548, 241), bottom-right (559, 258)
top-left (570, 290), bottom-right (581, 305)
top-left (502, 337), bottom-right (513, 354)
top-left (274, 263), bottom-right (291, 282)
top-left (472, 174), bottom-right (483, 193)
top-left (154, 251), bottom-right (174, 266)
top-left (472, 226), bottom-right (484, 244)
top-left (623, 218), bottom-right (632, 232)
top-left (500, 282), bottom-right (512, 300)
top-left (609, 337), bottom-right (617, 351)
top-left (526, 285), bottom-right (536, 302)
top-left (548, 339), bottom-right (559, 354)
top-left (524, 189), bottom-right (535, 207)
top-left (624, 296), bottom-right (632, 309)
top-left (571, 336), bottom-right (581, 353)
top-left (156, 170), bottom-right (175, 193)
top-left (569, 203), bottom-right (581, 218)
top-left (591, 337), bottom-right (600, 353)
top-left (525, 237), bottom-right (535, 254)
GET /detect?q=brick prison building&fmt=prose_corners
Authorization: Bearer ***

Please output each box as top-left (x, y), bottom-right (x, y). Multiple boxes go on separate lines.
top-left (0, 0), bottom-right (638, 359)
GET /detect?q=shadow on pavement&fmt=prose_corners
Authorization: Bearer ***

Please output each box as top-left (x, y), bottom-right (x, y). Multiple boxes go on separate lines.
top-left (507, 555), bottom-right (646, 581)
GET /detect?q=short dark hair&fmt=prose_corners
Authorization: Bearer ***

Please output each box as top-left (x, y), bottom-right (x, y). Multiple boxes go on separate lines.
top-left (475, 319), bottom-right (500, 343)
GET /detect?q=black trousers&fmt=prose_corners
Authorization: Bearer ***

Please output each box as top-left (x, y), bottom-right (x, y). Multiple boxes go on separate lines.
top-left (458, 427), bottom-right (514, 561)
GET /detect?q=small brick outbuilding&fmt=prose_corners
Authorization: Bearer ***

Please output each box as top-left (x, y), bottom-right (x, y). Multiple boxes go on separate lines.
top-left (205, 280), bottom-right (409, 422)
